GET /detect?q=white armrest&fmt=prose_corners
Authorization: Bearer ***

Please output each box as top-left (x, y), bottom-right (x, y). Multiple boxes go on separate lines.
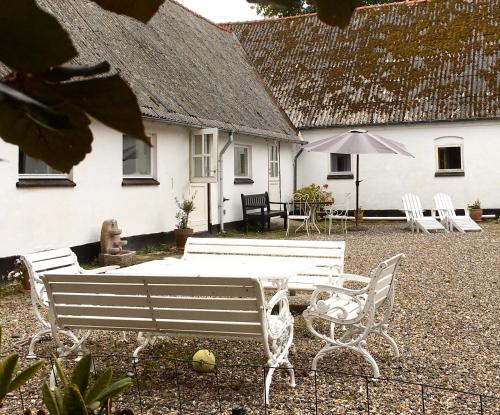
top-left (313, 282), bottom-right (368, 297)
top-left (266, 289), bottom-right (289, 310)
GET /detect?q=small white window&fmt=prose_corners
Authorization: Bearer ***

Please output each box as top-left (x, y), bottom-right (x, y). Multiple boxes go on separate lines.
top-left (190, 128), bottom-right (218, 183)
top-left (330, 153), bottom-right (351, 173)
top-left (122, 134), bottom-right (155, 177)
top-left (437, 145), bottom-right (463, 171)
top-left (234, 145), bottom-right (252, 178)
top-left (269, 143), bottom-right (279, 179)
top-left (19, 152), bottom-right (68, 178)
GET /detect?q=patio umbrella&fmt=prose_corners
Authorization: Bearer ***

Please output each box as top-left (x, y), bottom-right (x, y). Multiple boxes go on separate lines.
top-left (302, 129), bottom-right (414, 226)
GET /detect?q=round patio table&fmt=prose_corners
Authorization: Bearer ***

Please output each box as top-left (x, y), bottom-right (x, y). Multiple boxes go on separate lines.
top-left (293, 200), bottom-right (333, 234)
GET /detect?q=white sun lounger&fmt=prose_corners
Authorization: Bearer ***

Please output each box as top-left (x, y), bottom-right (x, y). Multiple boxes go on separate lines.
top-left (402, 193), bottom-right (447, 234)
top-left (433, 193), bottom-right (482, 232)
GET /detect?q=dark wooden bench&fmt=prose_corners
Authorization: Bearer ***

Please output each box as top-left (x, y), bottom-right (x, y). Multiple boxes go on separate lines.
top-left (241, 192), bottom-right (287, 232)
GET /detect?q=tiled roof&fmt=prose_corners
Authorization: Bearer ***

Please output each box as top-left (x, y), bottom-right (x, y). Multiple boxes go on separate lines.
top-left (32, 0), bottom-right (298, 141)
top-left (223, 0), bottom-right (500, 129)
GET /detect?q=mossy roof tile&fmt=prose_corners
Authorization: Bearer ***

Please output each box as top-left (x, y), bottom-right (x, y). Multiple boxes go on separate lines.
top-left (223, 0), bottom-right (499, 128)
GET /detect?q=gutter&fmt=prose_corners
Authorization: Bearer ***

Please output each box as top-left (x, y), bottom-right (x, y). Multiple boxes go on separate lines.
top-left (293, 148), bottom-right (304, 192)
top-left (142, 115), bottom-right (300, 143)
top-left (218, 132), bottom-right (234, 232)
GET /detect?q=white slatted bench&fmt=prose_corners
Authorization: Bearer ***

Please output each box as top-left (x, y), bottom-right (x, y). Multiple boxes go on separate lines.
top-left (20, 248), bottom-right (118, 358)
top-left (42, 272), bottom-right (295, 403)
top-left (183, 238), bottom-right (345, 291)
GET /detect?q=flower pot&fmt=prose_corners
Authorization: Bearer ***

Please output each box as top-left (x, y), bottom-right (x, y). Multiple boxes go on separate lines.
top-left (355, 212), bottom-right (364, 222)
top-left (469, 208), bottom-right (482, 222)
top-left (175, 228), bottom-right (194, 251)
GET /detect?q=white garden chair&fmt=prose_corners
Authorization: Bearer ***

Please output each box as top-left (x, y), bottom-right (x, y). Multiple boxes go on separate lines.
top-left (433, 193), bottom-right (482, 232)
top-left (286, 194), bottom-right (311, 236)
top-left (323, 193), bottom-right (353, 234)
top-left (401, 193), bottom-right (447, 233)
top-left (303, 253), bottom-right (405, 377)
top-left (20, 248), bottom-right (118, 358)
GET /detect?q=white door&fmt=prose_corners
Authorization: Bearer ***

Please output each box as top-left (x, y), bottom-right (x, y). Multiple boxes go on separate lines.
top-left (189, 183), bottom-right (208, 232)
top-left (268, 142), bottom-right (281, 202)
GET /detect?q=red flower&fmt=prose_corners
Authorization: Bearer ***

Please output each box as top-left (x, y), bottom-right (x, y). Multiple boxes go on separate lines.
top-left (323, 184), bottom-right (329, 189)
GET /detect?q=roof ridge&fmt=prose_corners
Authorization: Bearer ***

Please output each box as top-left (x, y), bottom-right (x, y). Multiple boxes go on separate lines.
top-left (169, 0), bottom-right (231, 32)
top-left (220, 0), bottom-right (429, 26)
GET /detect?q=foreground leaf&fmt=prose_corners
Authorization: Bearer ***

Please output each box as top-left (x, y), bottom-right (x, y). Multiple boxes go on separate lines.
top-left (91, 0), bottom-right (165, 23)
top-left (0, 101), bottom-right (93, 173)
top-left (8, 360), bottom-right (44, 393)
top-left (55, 74), bottom-right (149, 143)
top-left (95, 377), bottom-right (133, 402)
top-left (0, 354), bottom-right (19, 399)
top-left (71, 354), bottom-right (92, 395)
top-left (247, 0), bottom-right (361, 27)
top-left (84, 368), bottom-right (112, 405)
top-left (62, 385), bottom-right (87, 415)
top-left (0, 0), bottom-right (76, 72)
top-left (42, 382), bottom-right (62, 415)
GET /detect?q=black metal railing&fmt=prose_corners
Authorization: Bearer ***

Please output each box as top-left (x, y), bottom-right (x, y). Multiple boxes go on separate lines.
top-left (3, 353), bottom-right (499, 414)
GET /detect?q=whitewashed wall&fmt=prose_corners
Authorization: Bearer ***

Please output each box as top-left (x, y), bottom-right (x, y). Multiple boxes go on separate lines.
top-left (215, 132), bottom-right (294, 226)
top-left (0, 121), bottom-right (295, 259)
top-left (299, 120), bottom-right (500, 212)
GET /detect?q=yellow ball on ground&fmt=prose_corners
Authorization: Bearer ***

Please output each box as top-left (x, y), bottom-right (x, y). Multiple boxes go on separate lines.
top-left (192, 349), bottom-right (216, 373)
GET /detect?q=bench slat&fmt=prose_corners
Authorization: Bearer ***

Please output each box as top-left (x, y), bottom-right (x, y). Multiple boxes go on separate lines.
top-left (186, 245), bottom-right (343, 258)
top-left (46, 274), bottom-right (255, 286)
top-left (55, 305), bottom-right (261, 323)
top-left (52, 294), bottom-right (259, 310)
top-left (22, 248), bottom-right (74, 263)
top-left (31, 256), bottom-right (78, 272)
top-left (187, 238), bottom-right (344, 249)
top-left (48, 282), bottom-right (257, 298)
top-left (57, 316), bottom-right (263, 334)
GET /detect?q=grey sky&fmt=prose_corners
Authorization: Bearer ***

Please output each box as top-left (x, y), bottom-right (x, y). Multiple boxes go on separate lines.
top-left (177, 0), bottom-right (262, 23)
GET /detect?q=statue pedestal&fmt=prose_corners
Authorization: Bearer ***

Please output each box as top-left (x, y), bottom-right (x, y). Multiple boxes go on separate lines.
top-left (99, 250), bottom-right (136, 267)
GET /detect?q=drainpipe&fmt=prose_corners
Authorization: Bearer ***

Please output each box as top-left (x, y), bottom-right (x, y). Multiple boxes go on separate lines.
top-left (218, 131), bottom-right (234, 232)
top-left (293, 148), bottom-right (304, 192)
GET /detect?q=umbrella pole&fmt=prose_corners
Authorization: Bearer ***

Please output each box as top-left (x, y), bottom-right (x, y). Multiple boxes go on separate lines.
top-left (355, 154), bottom-right (360, 227)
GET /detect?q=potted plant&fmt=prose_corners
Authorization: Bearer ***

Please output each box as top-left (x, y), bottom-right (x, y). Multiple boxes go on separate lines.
top-left (468, 199), bottom-right (482, 222)
top-left (355, 206), bottom-right (364, 222)
top-left (174, 195), bottom-right (196, 250)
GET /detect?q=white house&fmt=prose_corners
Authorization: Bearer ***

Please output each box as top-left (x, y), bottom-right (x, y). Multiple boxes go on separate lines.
top-left (0, 0), bottom-right (299, 275)
top-left (224, 0), bottom-right (500, 215)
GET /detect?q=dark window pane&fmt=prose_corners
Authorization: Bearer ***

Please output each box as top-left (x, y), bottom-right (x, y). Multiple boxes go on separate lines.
top-left (123, 135), bottom-right (151, 176)
top-left (438, 147), bottom-right (461, 170)
top-left (330, 153), bottom-right (351, 172)
top-left (19, 152), bottom-right (62, 175)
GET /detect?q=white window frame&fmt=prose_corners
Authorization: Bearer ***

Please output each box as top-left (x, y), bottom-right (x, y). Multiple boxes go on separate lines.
top-left (268, 142), bottom-right (279, 179)
top-left (234, 144), bottom-right (252, 179)
top-left (329, 153), bottom-right (352, 175)
top-left (190, 128), bottom-right (218, 183)
top-left (122, 133), bottom-right (157, 179)
top-left (434, 136), bottom-right (464, 174)
top-left (18, 152), bottom-right (71, 180)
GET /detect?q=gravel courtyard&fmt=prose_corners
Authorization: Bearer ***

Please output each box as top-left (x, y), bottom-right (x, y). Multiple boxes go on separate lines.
top-left (1, 222), bottom-right (499, 414)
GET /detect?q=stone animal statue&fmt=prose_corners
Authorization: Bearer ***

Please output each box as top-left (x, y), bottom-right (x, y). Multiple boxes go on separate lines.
top-left (100, 219), bottom-right (128, 255)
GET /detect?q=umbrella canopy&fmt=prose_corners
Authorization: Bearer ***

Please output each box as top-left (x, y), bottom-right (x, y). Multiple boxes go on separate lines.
top-left (303, 129), bottom-right (414, 157)
top-left (302, 129), bottom-right (414, 226)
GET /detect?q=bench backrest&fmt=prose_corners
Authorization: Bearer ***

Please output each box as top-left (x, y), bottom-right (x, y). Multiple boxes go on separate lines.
top-left (433, 193), bottom-right (456, 218)
top-left (241, 192), bottom-right (269, 212)
top-left (184, 237), bottom-right (345, 273)
top-left (366, 253), bottom-right (404, 313)
top-left (42, 273), bottom-right (267, 340)
top-left (21, 248), bottom-right (82, 306)
top-left (402, 193), bottom-right (424, 220)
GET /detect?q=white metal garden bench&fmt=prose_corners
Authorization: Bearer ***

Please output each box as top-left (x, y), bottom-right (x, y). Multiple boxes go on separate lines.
top-left (41, 272), bottom-right (295, 403)
top-left (433, 193), bottom-right (482, 232)
top-left (20, 248), bottom-right (118, 358)
top-left (183, 237), bottom-right (345, 291)
top-left (401, 193), bottom-right (447, 234)
top-left (303, 253), bottom-right (405, 377)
